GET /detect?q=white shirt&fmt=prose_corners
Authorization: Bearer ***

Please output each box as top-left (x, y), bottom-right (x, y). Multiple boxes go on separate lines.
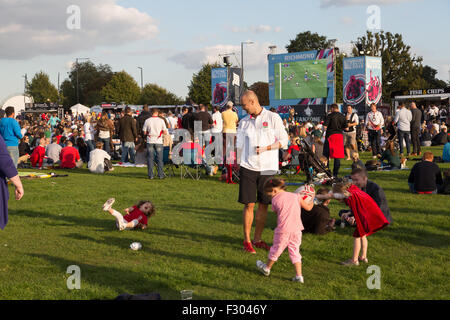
top-left (45, 143), bottom-right (62, 162)
top-left (142, 116), bottom-right (167, 144)
top-left (237, 108), bottom-right (288, 173)
top-left (394, 107), bottom-right (412, 131)
top-left (84, 122), bottom-right (96, 141)
top-left (428, 106), bottom-right (439, 117)
top-left (88, 149), bottom-right (111, 174)
top-left (167, 116), bottom-right (178, 130)
top-left (211, 111), bottom-right (223, 133)
top-left (365, 111), bottom-right (384, 131)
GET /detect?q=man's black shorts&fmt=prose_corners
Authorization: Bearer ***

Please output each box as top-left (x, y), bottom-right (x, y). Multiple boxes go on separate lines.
top-left (238, 166), bottom-right (273, 205)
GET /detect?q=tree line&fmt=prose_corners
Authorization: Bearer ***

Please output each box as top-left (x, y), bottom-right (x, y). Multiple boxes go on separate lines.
top-left (26, 30), bottom-right (448, 108)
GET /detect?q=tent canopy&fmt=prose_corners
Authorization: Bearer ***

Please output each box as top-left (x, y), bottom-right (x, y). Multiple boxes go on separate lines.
top-left (70, 103), bottom-right (90, 114)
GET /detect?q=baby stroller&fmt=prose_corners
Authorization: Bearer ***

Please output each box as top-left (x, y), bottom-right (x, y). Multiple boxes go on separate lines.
top-left (297, 138), bottom-right (338, 184)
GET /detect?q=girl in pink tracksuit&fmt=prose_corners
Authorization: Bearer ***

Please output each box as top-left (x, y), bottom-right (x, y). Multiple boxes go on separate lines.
top-left (256, 179), bottom-right (314, 283)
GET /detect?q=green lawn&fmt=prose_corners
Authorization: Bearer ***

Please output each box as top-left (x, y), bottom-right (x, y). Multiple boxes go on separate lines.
top-left (1, 146), bottom-right (449, 300)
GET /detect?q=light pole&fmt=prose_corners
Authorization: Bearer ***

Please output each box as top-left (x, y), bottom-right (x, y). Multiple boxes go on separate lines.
top-left (240, 41), bottom-right (254, 102)
top-left (138, 67), bottom-right (143, 90)
top-left (75, 57), bottom-right (90, 104)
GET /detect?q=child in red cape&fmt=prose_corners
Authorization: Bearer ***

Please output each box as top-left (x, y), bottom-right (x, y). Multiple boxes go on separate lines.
top-left (316, 181), bottom-right (389, 266)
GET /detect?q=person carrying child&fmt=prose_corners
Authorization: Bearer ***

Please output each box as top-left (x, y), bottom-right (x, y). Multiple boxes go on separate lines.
top-left (102, 198), bottom-right (155, 230)
top-left (255, 179), bottom-right (314, 283)
top-left (316, 181), bottom-right (389, 266)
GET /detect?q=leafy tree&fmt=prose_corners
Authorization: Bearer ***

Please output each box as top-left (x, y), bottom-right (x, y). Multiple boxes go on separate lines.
top-left (421, 65), bottom-right (447, 89)
top-left (352, 31), bottom-right (427, 103)
top-left (140, 83), bottom-right (184, 105)
top-left (61, 61), bottom-right (114, 107)
top-left (249, 82), bottom-right (269, 106)
top-left (101, 71), bottom-right (141, 104)
top-left (187, 63), bottom-right (221, 105)
top-left (286, 31), bottom-right (333, 53)
top-left (26, 71), bottom-right (59, 103)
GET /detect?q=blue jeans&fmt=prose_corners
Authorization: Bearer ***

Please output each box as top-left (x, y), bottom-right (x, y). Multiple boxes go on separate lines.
top-left (397, 129), bottom-right (411, 155)
top-left (147, 143), bottom-right (164, 178)
top-left (7, 146), bottom-right (19, 168)
top-left (121, 141), bottom-right (136, 163)
top-left (85, 140), bottom-right (95, 162)
top-left (100, 138), bottom-right (111, 155)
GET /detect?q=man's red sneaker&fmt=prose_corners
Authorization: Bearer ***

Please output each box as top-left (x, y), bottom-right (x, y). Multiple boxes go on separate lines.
top-left (252, 240), bottom-right (271, 251)
top-left (243, 241), bottom-right (256, 254)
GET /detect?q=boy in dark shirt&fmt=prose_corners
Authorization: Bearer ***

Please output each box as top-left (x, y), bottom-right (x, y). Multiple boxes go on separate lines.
top-left (408, 152), bottom-right (443, 194)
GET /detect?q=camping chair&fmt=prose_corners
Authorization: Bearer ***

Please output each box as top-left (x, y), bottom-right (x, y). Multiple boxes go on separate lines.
top-left (180, 146), bottom-right (204, 180)
top-left (153, 146), bottom-right (174, 178)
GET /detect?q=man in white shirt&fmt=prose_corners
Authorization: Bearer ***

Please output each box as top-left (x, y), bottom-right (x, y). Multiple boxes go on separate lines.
top-left (84, 117), bottom-right (96, 162)
top-left (211, 106), bottom-right (223, 134)
top-left (394, 102), bottom-right (412, 155)
top-left (344, 105), bottom-right (359, 160)
top-left (428, 105), bottom-right (439, 121)
top-left (236, 90), bottom-right (289, 254)
top-left (142, 108), bottom-right (168, 179)
top-left (88, 141), bottom-right (112, 174)
top-left (365, 103), bottom-right (384, 158)
top-left (166, 111), bottom-right (178, 134)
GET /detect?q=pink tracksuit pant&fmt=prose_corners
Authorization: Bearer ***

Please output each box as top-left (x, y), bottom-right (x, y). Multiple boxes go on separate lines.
top-left (268, 230), bottom-right (302, 264)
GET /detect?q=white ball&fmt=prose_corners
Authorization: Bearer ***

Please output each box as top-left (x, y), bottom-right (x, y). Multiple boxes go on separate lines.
top-left (130, 242), bottom-right (142, 250)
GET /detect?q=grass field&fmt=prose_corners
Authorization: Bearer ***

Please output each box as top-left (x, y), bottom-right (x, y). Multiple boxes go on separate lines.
top-left (1, 146), bottom-right (449, 300)
top-left (274, 59), bottom-right (328, 100)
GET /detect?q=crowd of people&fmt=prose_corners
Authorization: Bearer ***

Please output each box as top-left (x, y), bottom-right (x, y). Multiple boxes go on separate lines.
top-left (0, 94), bottom-right (449, 282)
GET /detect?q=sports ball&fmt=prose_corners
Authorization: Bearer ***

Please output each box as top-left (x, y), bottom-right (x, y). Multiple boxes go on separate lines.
top-left (130, 242), bottom-right (142, 251)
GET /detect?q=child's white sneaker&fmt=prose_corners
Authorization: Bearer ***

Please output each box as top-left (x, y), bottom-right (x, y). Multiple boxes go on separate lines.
top-left (292, 275), bottom-right (304, 283)
top-left (102, 198), bottom-right (115, 211)
top-left (256, 260), bottom-right (270, 276)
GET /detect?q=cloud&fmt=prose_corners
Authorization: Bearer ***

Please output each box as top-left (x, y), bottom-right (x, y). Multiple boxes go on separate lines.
top-left (320, 0), bottom-right (419, 7)
top-left (0, 0), bottom-right (158, 60)
top-left (229, 25), bottom-right (282, 34)
top-left (168, 42), bottom-right (280, 71)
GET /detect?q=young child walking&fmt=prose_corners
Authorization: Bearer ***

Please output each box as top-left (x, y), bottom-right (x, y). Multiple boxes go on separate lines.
top-left (316, 181), bottom-right (389, 266)
top-left (102, 198), bottom-right (155, 230)
top-left (256, 179), bottom-right (314, 283)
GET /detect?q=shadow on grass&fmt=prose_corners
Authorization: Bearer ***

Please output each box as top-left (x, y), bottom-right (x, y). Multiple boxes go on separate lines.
top-left (27, 253), bottom-right (178, 299)
top-left (10, 209), bottom-right (115, 231)
top-left (374, 225), bottom-right (449, 249)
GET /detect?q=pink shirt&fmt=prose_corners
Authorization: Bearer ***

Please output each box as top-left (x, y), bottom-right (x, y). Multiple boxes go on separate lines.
top-left (271, 191), bottom-right (304, 233)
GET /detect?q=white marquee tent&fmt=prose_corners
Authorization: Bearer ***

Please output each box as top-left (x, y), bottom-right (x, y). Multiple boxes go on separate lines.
top-left (70, 103), bottom-right (90, 114)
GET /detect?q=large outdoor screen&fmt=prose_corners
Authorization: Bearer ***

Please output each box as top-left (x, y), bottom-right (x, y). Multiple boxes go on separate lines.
top-left (274, 59), bottom-right (328, 100)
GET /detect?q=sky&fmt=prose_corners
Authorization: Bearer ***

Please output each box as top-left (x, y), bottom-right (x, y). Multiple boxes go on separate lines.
top-left (0, 0), bottom-right (449, 105)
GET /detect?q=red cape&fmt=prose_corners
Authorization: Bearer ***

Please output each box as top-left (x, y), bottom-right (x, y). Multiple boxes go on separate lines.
top-left (345, 185), bottom-right (389, 237)
top-left (327, 133), bottom-right (345, 159)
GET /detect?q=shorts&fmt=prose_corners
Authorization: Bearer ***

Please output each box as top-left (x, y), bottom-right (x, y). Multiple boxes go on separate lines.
top-left (238, 167), bottom-right (273, 205)
top-left (344, 131), bottom-right (357, 148)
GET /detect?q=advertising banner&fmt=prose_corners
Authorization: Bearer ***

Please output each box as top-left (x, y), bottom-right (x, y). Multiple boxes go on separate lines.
top-left (365, 56), bottom-right (382, 105)
top-left (211, 68), bottom-right (228, 108)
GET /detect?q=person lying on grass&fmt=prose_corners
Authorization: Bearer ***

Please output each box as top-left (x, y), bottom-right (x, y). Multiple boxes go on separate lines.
top-left (316, 181), bottom-right (389, 266)
top-left (102, 198), bottom-right (155, 230)
top-left (256, 179), bottom-right (314, 283)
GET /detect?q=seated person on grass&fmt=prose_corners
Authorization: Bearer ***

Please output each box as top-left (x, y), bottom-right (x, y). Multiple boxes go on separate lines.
top-left (443, 142), bottom-right (450, 163)
top-left (338, 168), bottom-right (393, 227)
top-left (431, 127), bottom-right (449, 146)
top-left (60, 140), bottom-right (83, 169)
top-left (439, 169), bottom-right (450, 195)
top-left (379, 140), bottom-right (401, 170)
top-left (350, 149), bottom-right (365, 172)
top-left (88, 141), bottom-right (113, 174)
top-left (18, 135), bottom-right (32, 165)
top-left (45, 136), bottom-right (62, 165)
top-left (408, 151), bottom-right (443, 194)
top-left (30, 137), bottom-right (53, 168)
top-left (301, 187), bottom-right (335, 235)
